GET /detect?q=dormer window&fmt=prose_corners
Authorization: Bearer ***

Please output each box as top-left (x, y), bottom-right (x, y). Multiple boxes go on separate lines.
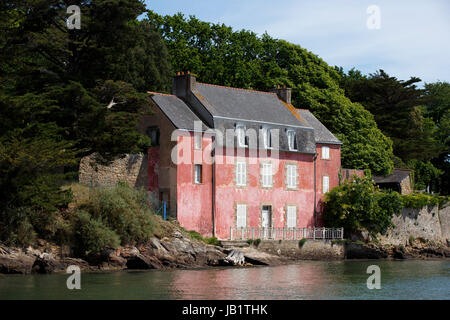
top-left (262, 127), bottom-right (272, 149)
top-left (287, 130), bottom-right (297, 151)
top-left (236, 124), bottom-right (247, 148)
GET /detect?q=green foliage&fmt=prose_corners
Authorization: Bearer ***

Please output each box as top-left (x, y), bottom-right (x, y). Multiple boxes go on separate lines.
top-left (401, 193), bottom-right (449, 209)
top-left (246, 239), bottom-right (254, 245)
top-left (254, 239), bottom-right (262, 246)
top-left (408, 160), bottom-right (443, 192)
top-left (75, 210), bottom-right (121, 256)
top-left (77, 184), bottom-right (159, 245)
top-left (148, 11), bottom-right (394, 175)
top-left (204, 237), bottom-right (220, 246)
top-left (187, 230), bottom-right (204, 241)
top-left (299, 238), bottom-right (307, 247)
top-left (323, 175), bottom-right (403, 235)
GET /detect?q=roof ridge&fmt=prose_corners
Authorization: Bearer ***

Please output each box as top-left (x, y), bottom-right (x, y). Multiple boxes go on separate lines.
top-left (197, 82), bottom-right (277, 96)
top-left (147, 91), bottom-right (175, 97)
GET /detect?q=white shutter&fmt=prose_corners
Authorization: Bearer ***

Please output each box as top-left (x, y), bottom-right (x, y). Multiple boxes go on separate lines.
top-left (194, 134), bottom-right (202, 150)
top-left (322, 146), bottom-right (330, 160)
top-left (262, 163), bottom-right (272, 187)
top-left (287, 165), bottom-right (297, 188)
top-left (236, 161), bottom-right (246, 186)
top-left (287, 206), bottom-right (297, 228)
top-left (323, 175), bottom-right (330, 193)
top-left (236, 204), bottom-right (247, 228)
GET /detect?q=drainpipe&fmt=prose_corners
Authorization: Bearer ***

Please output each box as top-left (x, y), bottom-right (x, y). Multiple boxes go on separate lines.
top-left (211, 135), bottom-right (216, 237)
top-left (313, 152), bottom-right (318, 227)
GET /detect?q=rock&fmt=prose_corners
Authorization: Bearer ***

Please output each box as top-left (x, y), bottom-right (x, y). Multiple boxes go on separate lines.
top-left (118, 246), bottom-right (140, 259)
top-left (126, 254), bottom-right (162, 269)
top-left (345, 243), bottom-right (388, 259)
top-left (173, 231), bottom-right (184, 239)
top-left (224, 249), bottom-right (245, 266)
top-left (0, 254), bottom-right (36, 274)
top-left (25, 246), bottom-right (42, 257)
top-left (32, 256), bottom-right (65, 274)
top-left (392, 247), bottom-right (407, 260)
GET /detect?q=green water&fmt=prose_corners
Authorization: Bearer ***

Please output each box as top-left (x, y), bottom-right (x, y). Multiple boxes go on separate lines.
top-left (0, 260), bottom-right (449, 300)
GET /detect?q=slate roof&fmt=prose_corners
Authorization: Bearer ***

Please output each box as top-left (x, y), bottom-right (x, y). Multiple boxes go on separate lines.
top-left (192, 83), bottom-right (308, 128)
top-left (296, 110), bottom-right (342, 144)
top-left (373, 169), bottom-right (411, 184)
top-left (150, 93), bottom-right (209, 131)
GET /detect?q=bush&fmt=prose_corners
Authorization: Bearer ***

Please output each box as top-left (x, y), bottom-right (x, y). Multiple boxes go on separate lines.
top-left (204, 237), bottom-right (220, 246)
top-left (401, 193), bottom-right (449, 209)
top-left (76, 184), bottom-right (159, 245)
top-left (246, 239), bottom-right (254, 245)
top-left (299, 238), bottom-right (307, 247)
top-left (187, 230), bottom-right (204, 241)
top-left (254, 238), bottom-right (261, 246)
top-left (75, 210), bottom-right (120, 255)
top-left (323, 175), bottom-right (403, 236)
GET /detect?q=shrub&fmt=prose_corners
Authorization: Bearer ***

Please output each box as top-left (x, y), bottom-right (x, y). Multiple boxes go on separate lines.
top-left (76, 184), bottom-right (159, 245)
top-left (187, 230), bottom-right (204, 241)
top-left (401, 193), bottom-right (449, 209)
top-left (246, 239), bottom-right (254, 245)
top-left (323, 175), bottom-right (403, 236)
top-left (299, 238), bottom-right (307, 247)
top-left (254, 238), bottom-right (261, 246)
top-left (204, 237), bottom-right (220, 246)
top-left (75, 210), bottom-right (120, 255)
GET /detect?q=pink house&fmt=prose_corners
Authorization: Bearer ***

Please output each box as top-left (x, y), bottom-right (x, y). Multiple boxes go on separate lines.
top-left (145, 73), bottom-right (342, 240)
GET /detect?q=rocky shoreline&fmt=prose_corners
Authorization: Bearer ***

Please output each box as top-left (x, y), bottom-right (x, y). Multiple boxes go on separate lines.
top-left (1, 233), bottom-right (449, 275)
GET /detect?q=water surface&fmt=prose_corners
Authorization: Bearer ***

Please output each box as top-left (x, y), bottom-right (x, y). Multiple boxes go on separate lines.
top-left (0, 260), bottom-right (449, 299)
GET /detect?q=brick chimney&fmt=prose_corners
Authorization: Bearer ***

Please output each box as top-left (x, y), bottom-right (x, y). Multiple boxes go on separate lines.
top-left (172, 71), bottom-right (197, 99)
top-left (270, 85), bottom-right (292, 104)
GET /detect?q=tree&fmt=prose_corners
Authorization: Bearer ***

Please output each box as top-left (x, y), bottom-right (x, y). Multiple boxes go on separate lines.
top-left (323, 175), bottom-right (403, 236)
top-left (148, 11), bottom-right (394, 175)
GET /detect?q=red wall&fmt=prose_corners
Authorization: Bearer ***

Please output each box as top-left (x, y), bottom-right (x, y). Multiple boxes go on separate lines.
top-left (315, 143), bottom-right (341, 226)
top-left (172, 134), bottom-right (341, 239)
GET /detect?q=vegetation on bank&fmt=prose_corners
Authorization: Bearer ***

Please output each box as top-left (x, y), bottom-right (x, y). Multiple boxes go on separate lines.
top-left (323, 174), bottom-right (449, 236)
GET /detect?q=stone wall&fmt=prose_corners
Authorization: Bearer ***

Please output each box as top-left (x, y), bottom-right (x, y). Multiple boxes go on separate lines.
top-left (257, 240), bottom-right (344, 260)
top-left (79, 153), bottom-right (148, 188)
top-left (378, 205), bottom-right (450, 246)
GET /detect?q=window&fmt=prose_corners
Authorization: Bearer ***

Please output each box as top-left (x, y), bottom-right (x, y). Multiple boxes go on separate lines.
top-left (286, 164), bottom-right (297, 189)
top-left (322, 146), bottom-right (330, 160)
top-left (236, 125), bottom-right (247, 148)
top-left (194, 133), bottom-right (202, 150)
top-left (262, 127), bottom-right (272, 149)
top-left (323, 175), bottom-right (330, 193)
top-left (287, 130), bottom-right (297, 151)
top-left (236, 204), bottom-right (247, 228)
top-left (287, 205), bottom-right (297, 228)
top-left (261, 162), bottom-right (273, 187)
top-left (194, 165), bottom-right (202, 184)
top-left (147, 126), bottom-right (160, 146)
top-left (236, 161), bottom-right (247, 186)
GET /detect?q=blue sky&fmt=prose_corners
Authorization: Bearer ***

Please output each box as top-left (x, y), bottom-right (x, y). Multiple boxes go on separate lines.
top-left (144, 0), bottom-right (450, 85)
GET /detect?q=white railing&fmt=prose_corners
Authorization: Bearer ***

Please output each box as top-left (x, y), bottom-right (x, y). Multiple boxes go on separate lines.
top-left (229, 227), bottom-right (344, 241)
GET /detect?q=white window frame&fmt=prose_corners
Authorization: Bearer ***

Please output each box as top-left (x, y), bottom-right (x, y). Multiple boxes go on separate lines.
top-left (323, 175), bottom-right (330, 193)
top-left (194, 133), bottom-right (202, 150)
top-left (287, 130), bottom-right (297, 151)
top-left (261, 162), bottom-right (273, 188)
top-left (194, 164), bottom-right (202, 184)
top-left (235, 161), bottom-right (247, 187)
top-left (286, 164), bottom-right (297, 189)
top-left (236, 204), bottom-right (247, 228)
top-left (262, 127), bottom-right (272, 149)
top-left (236, 124), bottom-right (247, 148)
top-left (286, 205), bottom-right (297, 228)
top-left (322, 146), bottom-right (330, 160)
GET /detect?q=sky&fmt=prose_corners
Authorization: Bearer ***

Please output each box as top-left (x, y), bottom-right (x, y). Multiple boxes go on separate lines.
top-left (144, 0), bottom-right (450, 85)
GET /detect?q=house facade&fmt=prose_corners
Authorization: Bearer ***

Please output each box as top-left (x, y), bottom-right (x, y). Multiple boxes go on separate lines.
top-left (145, 72), bottom-right (342, 240)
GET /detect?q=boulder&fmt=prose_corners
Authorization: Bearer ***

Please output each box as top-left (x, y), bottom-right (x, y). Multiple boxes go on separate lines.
top-left (126, 253), bottom-right (162, 269)
top-left (0, 254), bottom-right (36, 274)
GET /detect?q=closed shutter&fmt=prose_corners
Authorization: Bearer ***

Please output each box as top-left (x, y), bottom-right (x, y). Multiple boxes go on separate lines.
top-left (322, 146), bottom-right (330, 160)
top-left (236, 204), bottom-right (247, 228)
top-left (323, 175), bottom-right (330, 193)
top-left (287, 165), bottom-right (297, 188)
top-left (262, 163), bottom-right (273, 187)
top-left (287, 206), bottom-right (297, 228)
top-left (236, 161), bottom-right (246, 186)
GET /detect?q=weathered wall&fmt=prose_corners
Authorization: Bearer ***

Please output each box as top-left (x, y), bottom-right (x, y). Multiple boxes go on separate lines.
top-left (378, 205), bottom-right (450, 246)
top-left (257, 240), bottom-right (344, 260)
top-left (79, 153), bottom-right (148, 188)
